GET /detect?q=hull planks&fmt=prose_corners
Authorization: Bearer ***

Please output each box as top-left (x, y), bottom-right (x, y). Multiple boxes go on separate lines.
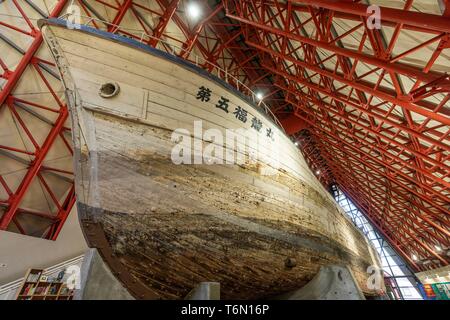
top-left (40, 19), bottom-right (382, 299)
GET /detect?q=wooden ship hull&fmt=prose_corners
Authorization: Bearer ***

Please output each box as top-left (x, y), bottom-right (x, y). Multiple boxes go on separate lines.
top-left (40, 19), bottom-right (382, 299)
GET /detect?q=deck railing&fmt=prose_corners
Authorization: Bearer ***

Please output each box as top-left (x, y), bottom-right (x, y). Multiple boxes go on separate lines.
top-left (56, 14), bottom-right (284, 130)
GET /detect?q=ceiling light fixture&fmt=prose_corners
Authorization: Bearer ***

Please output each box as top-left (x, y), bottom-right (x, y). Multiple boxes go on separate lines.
top-left (256, 92), bottom-right (264, 101)
top-left (187, 2), bottom-right (201, 20)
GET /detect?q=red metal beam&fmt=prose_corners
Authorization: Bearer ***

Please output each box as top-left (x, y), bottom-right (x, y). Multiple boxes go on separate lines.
top-left (1, 0), bottom-right (447, 268)
top-left (315, 138), bottom-right (448, 265)
top-left (290, 100), bottom-right (449, 218)
top-left (253, 42), bottom-right (450, 126)
top-left (0, 104), bottom-right (69, 230)
top-left (293, 0), bottom-right (450, 33)
top-left (280, 114), bottom-right (308, 135)
top-left (0, 1), bottom-right (67, 107)
top-left (179, 3), bottom-right (224, 58)
top-left (149, 0), bottom-right (180, 47)
top-left (225, 10), bottom-right (449, 86)
top-left (0, 0), bottom-right (70, 234)
top-left (269, 70), bottom-right (450, 204)
top-left (336, 183), bottom-right (421, 271)
top-left (293, 109), bottom-right (450, 240)
top-left (108, 0), bottom-right (134, 32)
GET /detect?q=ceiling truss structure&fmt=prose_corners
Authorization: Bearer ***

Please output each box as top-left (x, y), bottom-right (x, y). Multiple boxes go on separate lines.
top-left (0, 0), bottom-right (73, 240)
top-left (0, 0), bottom-right (448, 272)
top-left (223, 0), bottom-right (450, 271)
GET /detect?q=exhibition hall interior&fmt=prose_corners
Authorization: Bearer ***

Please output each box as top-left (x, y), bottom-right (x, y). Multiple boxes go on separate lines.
top-left (0, 0), bottom-right (449, 302)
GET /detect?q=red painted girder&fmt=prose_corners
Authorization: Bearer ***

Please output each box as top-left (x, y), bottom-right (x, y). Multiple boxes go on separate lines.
top-left (0, 33), bottom-right (48, 105)
top-left (225, 10), bottom-right (449, 86)
top-left (51, 184), bottom-right (76, 240)
top-left (271, 70), bottom-right (450, 196)
top-left (300, 113), bottom-right (449, 209)
top-left (329, 165), bottom-right (446, 252)
top-left (275, 75), bottom-right (449, 155)
top-left (314, 134), bottom-right (449, 236)
top-left (280, 83), bottom-right (448, 182)
top-left (0, 106), bottom-right (69, 230)
top-left (331, 156), bottom-right (448, 232)
top-left (248, 42), bottom-right (450, 126)
top-left (318, 143), bottom-right (449, 265)
top-left (279, 114), bottom-right (308, 134)
top-left (293, 107), bottom-right (450, 218)
top-left (293, 0), bottom-right (450, 33)
top-left (318, 139), bottom-right (450, 243)
top-left (280, 85), bottom-right (450, 180)
top-left (336, 184), bottom-right (421, 271)
top-left (248, 0), bottom-right (443, 35)
top-left (332, 185), bottom-right (420, 260)
top-left (149, 0), bottom-right (180, 47)
top-left (180, 3), bottom-right (224, 58)
top-left (108, 0), bottom-right (133, 32)
top-left (0, 0), bottom-right (69, 231)
top-left (305, 119), bottom-right (449, 219)
top-left (335, 183), bottom-right (429, 270)
top-left (268, 48), bottom-right (448, 118)
top-left (336, 179), bottom-right (448, 266)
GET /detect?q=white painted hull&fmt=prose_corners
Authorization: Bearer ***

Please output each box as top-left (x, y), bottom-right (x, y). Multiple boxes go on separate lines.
top-left (40, 19), bottom-right (382, 299)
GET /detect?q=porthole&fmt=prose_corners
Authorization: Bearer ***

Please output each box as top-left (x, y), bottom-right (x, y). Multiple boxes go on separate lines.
top-left (99, 82), bottom-right (120, 98)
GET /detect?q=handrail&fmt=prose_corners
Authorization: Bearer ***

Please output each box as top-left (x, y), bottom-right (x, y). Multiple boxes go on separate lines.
top-left (56, 14), bottom-right (284, 131)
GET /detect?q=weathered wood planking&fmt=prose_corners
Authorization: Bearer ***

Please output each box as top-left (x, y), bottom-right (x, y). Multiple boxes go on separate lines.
top-left (40, 19), bottom-right (383, 299)
top-left (49, 27), bottom-right (319, 186)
